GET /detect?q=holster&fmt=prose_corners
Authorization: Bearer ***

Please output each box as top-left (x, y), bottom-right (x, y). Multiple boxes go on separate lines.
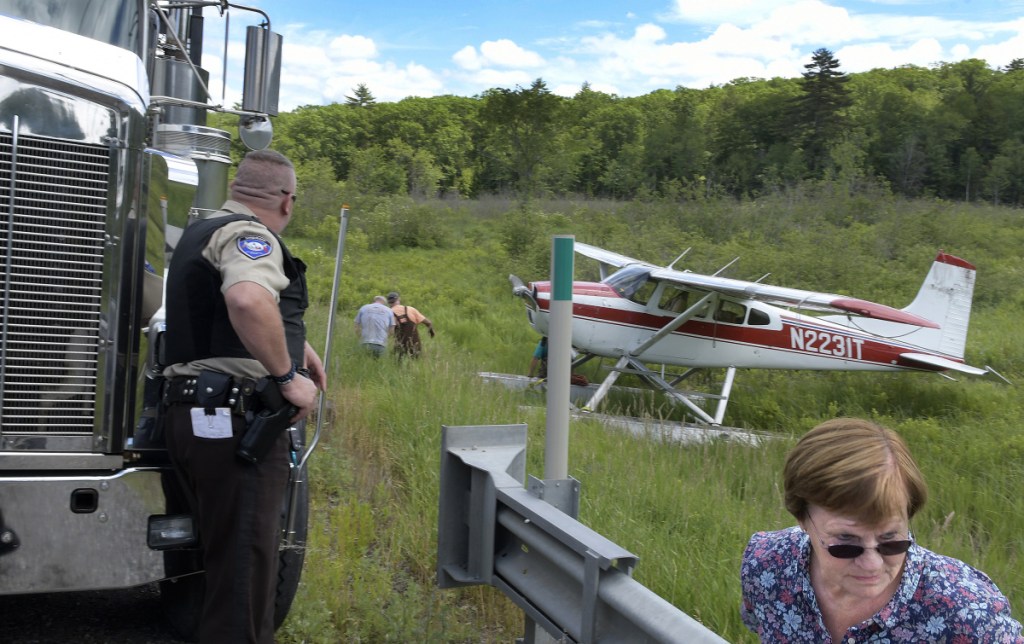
top-left (236, 379), bottom-right (296, 464)
top-left (255, 377), bottom-right (285, 411)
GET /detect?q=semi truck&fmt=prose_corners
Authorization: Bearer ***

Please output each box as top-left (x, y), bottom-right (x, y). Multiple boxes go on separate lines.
top-left (0, 0), bottom-right (307, 637)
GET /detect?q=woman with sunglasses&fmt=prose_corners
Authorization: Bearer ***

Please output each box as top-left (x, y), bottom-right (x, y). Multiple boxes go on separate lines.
top-left (740, 418), bottom-right (1022, 643)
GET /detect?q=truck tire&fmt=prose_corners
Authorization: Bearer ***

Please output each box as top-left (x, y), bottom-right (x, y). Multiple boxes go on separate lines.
top-left (273, 465), bottom-right (309, 629)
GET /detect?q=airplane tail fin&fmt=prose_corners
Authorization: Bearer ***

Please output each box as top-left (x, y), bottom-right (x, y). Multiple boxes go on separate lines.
top-left (824, 252), bottom-right (976, 361)
top-left (900, 252), bottom-right (976, 359)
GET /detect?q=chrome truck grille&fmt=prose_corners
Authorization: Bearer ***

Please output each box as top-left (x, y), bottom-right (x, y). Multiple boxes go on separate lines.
top-left (0, 132), bottom-right (110, 434)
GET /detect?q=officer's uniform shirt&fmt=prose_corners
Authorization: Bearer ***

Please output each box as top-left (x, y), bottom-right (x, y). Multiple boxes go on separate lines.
top-left (163, 202), bottom-right (289, 380)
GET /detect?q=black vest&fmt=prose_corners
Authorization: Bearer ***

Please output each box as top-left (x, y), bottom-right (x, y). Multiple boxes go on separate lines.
top-left (164, 213), bottom-right (308, 367)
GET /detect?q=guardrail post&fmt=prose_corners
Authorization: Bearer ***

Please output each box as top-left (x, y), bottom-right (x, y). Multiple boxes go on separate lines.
top-left (437, 424), bottom-right (727, 643)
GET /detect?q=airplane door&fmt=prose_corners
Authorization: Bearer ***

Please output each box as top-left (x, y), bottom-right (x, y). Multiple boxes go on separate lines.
top-left (647, 284), bottom-right (697, 362)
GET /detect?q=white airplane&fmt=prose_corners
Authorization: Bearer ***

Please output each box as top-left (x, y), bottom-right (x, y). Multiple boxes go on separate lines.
top-left (510, 243), bottom-right (993, 425)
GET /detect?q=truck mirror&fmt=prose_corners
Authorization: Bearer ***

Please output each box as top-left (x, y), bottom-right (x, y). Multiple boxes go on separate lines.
top-left (239, 114), bottom-right (273, 151)
top-left (242, 26), bottom-right (282, 117)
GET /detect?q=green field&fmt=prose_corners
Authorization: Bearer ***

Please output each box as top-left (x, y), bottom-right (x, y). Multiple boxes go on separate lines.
top-left (277, 190), bottom-right (1024, 642)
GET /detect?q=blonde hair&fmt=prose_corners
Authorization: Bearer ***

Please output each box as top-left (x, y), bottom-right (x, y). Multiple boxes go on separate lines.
top-left (783, 418), bottom-right (927, 524)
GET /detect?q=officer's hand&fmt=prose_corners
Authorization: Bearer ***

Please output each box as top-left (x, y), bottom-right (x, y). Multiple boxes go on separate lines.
top-left (304, 341), bottom-right (328, 390)
top-left (280, 374), bottom-right (317, 422)
top-left (428, 326), bottom-right (436, 338)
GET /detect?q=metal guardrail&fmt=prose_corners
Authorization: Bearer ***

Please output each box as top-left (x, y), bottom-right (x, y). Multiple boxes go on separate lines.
top-left (437, 424), bottom-right (727, 643)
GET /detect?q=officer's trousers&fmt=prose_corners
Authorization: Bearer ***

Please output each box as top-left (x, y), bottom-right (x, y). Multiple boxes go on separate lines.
top-left (165, 404), bottom-right (291, 644)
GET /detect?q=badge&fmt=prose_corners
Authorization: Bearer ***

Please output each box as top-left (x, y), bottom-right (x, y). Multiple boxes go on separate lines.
top-left (237, 236), bottom-right (273, 259)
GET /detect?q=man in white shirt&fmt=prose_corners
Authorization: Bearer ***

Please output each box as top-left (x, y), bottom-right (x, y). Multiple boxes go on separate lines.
top-left (354, 295), bottom-right (395, 357)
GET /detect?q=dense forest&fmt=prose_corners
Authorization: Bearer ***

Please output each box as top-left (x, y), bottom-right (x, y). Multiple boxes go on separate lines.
top-left (216, 49), bottom-right (1024, 209)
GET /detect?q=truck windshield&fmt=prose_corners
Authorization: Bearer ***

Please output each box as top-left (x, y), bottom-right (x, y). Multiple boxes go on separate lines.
top-left (0, 0), bottom-right (142, 55)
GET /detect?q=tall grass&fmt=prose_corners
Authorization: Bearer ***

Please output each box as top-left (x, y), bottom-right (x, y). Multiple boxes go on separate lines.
top-left (278, 192), bottom-right (1024, 642)
top-left (280, 323), bottom-right (528, 642)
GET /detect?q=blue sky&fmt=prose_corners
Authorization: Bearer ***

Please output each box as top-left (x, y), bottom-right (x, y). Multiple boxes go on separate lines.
top-left (198, 0), bottom-right (1024, 111)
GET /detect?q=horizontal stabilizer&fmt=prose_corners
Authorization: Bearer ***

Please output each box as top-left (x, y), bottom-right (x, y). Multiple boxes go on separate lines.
top-left (830, 298), bottom-right (939, 328)
top-left (901, 352), bottom-right (988, 376)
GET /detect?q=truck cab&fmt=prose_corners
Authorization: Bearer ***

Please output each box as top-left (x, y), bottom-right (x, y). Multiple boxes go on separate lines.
top-left (0, 1), bottom-right (302, 636)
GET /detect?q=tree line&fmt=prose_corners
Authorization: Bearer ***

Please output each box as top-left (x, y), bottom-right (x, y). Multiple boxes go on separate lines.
top-left (244, 50), bottom-right (1024, 206)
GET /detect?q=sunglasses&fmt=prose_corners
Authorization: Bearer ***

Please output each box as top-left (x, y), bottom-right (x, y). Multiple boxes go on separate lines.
top-left (808, 514), bottom-right (913, 559)
top-left (281, 189), bottom-right (297, 203)
top-left (822, 540), bottom-right (913, 559)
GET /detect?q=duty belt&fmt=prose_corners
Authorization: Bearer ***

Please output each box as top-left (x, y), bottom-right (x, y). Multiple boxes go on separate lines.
top-left (164, 372), bottom-right (263, 416)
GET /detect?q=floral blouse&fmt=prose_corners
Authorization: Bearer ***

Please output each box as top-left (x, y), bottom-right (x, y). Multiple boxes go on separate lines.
top-left (740, 527), bottom-right (1024, 643)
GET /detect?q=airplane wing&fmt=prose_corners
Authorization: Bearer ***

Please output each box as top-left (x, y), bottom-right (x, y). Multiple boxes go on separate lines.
top-left (575, 242), bottom-right (662, 282)
top-left (900, 353), bottom-right (989, 375)
top-left (575, 242), bottom-right (655, 268)
top-left (646, 267), bottom-right (940, 328)
top-left (575, 242), bottom-right (938, 328)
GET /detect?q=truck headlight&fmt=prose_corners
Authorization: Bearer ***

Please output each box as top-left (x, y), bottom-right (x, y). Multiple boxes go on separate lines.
top-left (147, 515), bottom-right (197, 549)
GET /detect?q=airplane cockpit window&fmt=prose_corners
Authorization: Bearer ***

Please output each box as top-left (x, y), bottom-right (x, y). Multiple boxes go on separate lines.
top-left (713, 300), bottom-right (747, 324)
top-left (748, 307), bottom-right (770, 326)
top-left (606, 266), bottom-right (655, 305)
top-left (658, 285), bottom-right (690, 313)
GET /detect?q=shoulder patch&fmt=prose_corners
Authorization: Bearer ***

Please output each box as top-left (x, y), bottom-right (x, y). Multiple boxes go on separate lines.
top-left (237, 235), bottom-right (273, 260)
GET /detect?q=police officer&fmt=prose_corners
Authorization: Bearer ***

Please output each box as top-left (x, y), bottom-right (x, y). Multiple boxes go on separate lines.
top-left (162, 149), bottom-right (325, 643)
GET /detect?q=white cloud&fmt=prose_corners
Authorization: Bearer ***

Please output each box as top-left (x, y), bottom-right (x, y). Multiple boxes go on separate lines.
top-left (286, 42), bottom-right (333, 68)
top-left (835, 39), bottom-right (944, 71)
top-left (320, 61), bottom-right (444, 103)
top-left (574, 22), bottom-right (804, 89)
top-left (701, 23), bottom-right (791, 58)
top-left (950, 43), bottom-right (972, 60)
top-left (232, 26), bottom-right (446, 106)
top-left (447, 39), bottom-right (548, 97)
top-left (452, 45), bottom-right (482, 70)
top-left (479, 39), bottom-right (546, 68)
top-left (560, 1), bottom-right (1024, 95)
top-left (452, 39), bottom-right (545, 74)
top-left (327, 34), bottom-right (378, 59)
top-left (756, 1), bottom-right (855, 44)
top-left (854, 15), bottom-right (990, 44)
top-left (667, 0), bottom-right (799, 26)
top-left (973, 23), bottom-right (1024, 68)
top-left (904, 38), bottom-right (946, 64)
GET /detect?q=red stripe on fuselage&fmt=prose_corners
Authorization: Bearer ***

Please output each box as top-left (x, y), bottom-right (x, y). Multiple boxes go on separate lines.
top-left (531, 281), bottom-right (954, 371)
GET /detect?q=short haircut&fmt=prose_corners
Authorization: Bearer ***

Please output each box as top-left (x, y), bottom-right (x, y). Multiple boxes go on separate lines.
top-left (230, 149), bottom-right (295, 206)
top-left (783, 418), bottom-right (927, 524)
